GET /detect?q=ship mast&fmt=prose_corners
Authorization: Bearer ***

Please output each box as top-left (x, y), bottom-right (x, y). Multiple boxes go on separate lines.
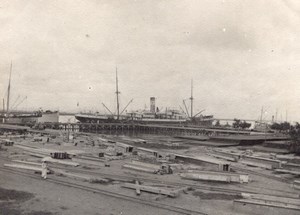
top-left (190, 79), bottom-right (193, 119)
top-left (6, 62), bottom-right (12, 116)
top-left (115, 67), bottom-right (120, 120)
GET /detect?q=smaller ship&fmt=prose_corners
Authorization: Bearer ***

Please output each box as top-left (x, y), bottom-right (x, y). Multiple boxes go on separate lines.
top-left (1, 62), bottom-right (42, 124)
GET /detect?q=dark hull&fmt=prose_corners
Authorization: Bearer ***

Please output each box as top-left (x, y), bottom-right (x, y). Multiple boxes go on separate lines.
top-left (75, 114), bottom-right (213, 126)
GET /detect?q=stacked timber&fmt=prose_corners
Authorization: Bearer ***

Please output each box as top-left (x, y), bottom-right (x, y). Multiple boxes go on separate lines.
top-left (234, 198), bottom-right (300, 215)
top-left (4, 163), bottom-right (50, 173)
top-left (208, 150), bottom-right (241, 162)
top-left (0, 139), bottom-right (14, 146)
top-left (293, 180), bottom-right (300, 190)
top-left (282, 162), bottom-right (300, 172)
top-left (115, 142), bottom-right (134, 153)
top-left (72, 156), bottom-right (105, 167)
top-left (274, 169), bottom-right (300, 175)
top-left (240, 155), bottom-right (282, 169)
top-left (121, 182), bottom-right (179, 198)
top-left (180, 170), bottom-right (249, 183)
top-left (42, 157), bottom-right (79, 167)
top-left (53, 169), bottom-right (109, 183)
top-left (174, 153), bottom-right (231, 171)
top-left (122, 160), bottom-right (160, 174)
top-left (241, 193), bottom-right (300, 205)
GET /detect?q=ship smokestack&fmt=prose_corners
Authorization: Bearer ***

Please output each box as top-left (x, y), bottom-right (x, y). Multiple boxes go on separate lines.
top-left (150, 97), bottom-right (155, 113)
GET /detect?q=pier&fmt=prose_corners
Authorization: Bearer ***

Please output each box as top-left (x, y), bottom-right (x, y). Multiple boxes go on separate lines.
top-left (40, 122), bottom-right (253, 136)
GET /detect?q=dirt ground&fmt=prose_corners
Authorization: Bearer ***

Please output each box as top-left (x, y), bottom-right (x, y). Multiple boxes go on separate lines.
top-left (0, 131), bottom-right (299, 215)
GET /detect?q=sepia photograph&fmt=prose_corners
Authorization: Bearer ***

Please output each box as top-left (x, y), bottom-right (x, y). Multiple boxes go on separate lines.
top-left (1, 0), bottom-right (300, 214)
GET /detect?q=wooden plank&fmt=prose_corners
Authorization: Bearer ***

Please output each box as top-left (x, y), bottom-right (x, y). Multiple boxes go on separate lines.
top-left (131, 160), bottom-right (160, 170)
top-left (241, 193), bottom-right (300, 206)
top-left (152, 194), bottom-right (168, 201)
top-left (135, 180), bottom-right (141, 195)
top-left (78, 155), bottom-right (106, 162)
top-left (12, 160), bottom-right (41, 166)
top-left (240, 160), bottom-right (273, 169)
top-left (25, 152), bottom-right (45, 158)
top-left (121, 183), bottom-right (178, 197)
top-left (53, 169), bottom-right (109, 183)
top-left (274, 169), bottom-right (300, 175)
top-left (72, 158), bottom-right (103, 167)
top-left (234, 199), bottom-right (300, 215)
top-left (208, 153), bottom-right (237, 162)
top-left (42, 157), bottom-right (79, 167)
top-left (180, 172), bottom-right (231, 183)
top-left (4, 163), bottom-right (46, 173)
top-left (173, 186), bottom-right (190, 194)
top-left (122, 164), bottom-right (157, 174)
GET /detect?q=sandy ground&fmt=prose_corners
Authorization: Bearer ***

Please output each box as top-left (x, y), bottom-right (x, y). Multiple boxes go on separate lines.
top-left (0, 131), bottom-right (299, 215)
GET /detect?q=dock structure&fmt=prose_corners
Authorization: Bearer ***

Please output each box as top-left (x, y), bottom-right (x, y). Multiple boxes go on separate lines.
top-left (37, 122), bottom-right (253, 136)
top-left (1, 122), bottom-right (289, 143)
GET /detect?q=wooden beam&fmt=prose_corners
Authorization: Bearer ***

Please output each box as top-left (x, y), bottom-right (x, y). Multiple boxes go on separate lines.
top-left (135, 180), bottom-right (141, 195)
top-left (121, 183), bottom-right (178, 197)
top-left (53, 169), bottom-right (109, 183)
top-left (42, 157), bottom-right (79, 167)
top-left (122, 164), bottom-right (157, 174)
top-left (12, 160), bottom-right (41, 166)
top-left (4, 163), bottom-right (48, 173)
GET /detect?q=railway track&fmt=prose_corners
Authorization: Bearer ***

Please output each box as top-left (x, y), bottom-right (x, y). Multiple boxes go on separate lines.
top-left (0, 166), bottom-right (207, 215)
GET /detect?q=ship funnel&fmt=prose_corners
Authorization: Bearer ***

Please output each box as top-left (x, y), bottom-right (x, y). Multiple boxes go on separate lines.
top-left (150, 97), bottom-right (155, 113)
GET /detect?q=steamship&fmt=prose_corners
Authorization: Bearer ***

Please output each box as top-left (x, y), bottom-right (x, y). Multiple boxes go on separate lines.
top-left (75, 69), bottom-right (214, 125)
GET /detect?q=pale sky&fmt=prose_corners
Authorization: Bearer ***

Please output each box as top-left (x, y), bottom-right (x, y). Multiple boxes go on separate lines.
top-left (1, 0), bottom-right (300, 121)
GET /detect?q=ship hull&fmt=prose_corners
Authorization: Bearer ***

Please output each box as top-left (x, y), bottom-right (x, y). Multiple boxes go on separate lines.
top-left (75, 114), bottom-right (187, 124)
top-left (38, 111), bottom-right (59, 123)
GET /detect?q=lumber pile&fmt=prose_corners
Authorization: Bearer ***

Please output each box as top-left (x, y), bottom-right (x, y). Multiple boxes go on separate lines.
top-left (72, 158), bottom-right (104, 167)
top-left (12, 160), bottom-right (41, 166)
top-left (274, 169), bottom-right (300, 175)
top-left (53, 169), bottom-right (109, 183)
top-left (122, 160), bottom-right (160, 174)
top-left (241, 193), bottom-right (300, 206)
top-left (121, 182), bottom-right (182, 198)
top-left (4, 163), bottom-right (49, 173)
top-left (208, 150), bottom-right (241, 162)
top-left (293, 180), bottom-right (300, 190)
top-left (180, 170), bottom-right (249, 183)
top-left (122, 164), bottom-right (157, 174)
top-left (240, 155), bottom-right (282, 170)
top-left (234, 198), bottom-right (300, 215)
top-left (42, 157), bottom-right (79, 167)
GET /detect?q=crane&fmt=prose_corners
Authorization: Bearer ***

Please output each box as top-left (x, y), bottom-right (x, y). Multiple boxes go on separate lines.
top-left (183, 99), bottom-right (190, 118)
top-left (120, 99), bottom-right (133, 115)
top-left (102, 103), bottom-right (114, 116)
top-left (11, 95), bottom-right (20, 110)
top-left (13, 96), bottom-right (27, 110)
top-left (193, 109), bottom-right (205, 118)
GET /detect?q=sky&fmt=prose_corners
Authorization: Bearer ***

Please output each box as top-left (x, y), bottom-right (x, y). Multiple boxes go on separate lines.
top-left (0, 0), bottom-right (300, 121)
